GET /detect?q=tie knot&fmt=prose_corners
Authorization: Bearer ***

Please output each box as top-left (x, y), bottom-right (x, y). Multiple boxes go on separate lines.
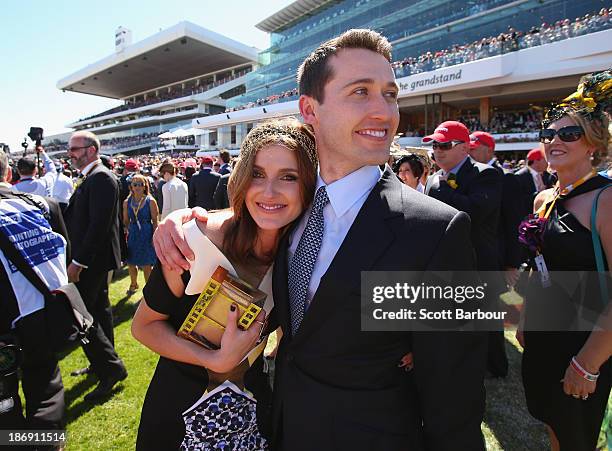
top-left (312, 186), bottom-right (329, 214)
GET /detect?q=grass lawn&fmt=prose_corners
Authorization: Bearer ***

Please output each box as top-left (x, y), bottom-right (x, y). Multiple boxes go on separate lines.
top-left (50, 271), bottom-right (608, 450)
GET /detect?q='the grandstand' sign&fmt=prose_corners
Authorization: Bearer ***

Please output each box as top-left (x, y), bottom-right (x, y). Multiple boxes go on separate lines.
top-left (397, 56), bottom-right (510, 98)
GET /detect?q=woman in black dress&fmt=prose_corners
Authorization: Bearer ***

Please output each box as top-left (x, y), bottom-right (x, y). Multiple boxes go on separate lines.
top-left (518, 70), bottom-right (611, 451)
top-left (131, 118), bottom-right (317, 450)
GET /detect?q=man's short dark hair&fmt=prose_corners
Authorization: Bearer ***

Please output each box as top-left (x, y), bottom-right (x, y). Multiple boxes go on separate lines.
top-left (297, 29), bottom-right (392, 103)
top-left (219, 149), bottom-right (230, 164)
top-left (17, 157), bottom-right (36, 176)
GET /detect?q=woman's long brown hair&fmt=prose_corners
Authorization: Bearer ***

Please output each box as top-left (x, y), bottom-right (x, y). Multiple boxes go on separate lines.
top-left (223, 118), bottom-right (317, 266)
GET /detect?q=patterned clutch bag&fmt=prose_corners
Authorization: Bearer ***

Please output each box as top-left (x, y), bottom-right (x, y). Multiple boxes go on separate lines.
top-left (177, 266), bottom-right (266, 349)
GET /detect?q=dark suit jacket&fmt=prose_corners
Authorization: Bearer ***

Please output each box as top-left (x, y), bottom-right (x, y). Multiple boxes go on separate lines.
top-left (426, 157), bottom-right (503, 272)
top-left (188, 168), bottom-right (220, 210)
top-left (491, 160), bottom-right (523, 268)
top-left (64, 163), bottom-right (121, 272)
top-left (272, 170), bottom-right (486, 451)
top-left (218, 163), bottom-right (231, 176)
top-left (214, 173), bottom-right (230, 210)
top-left (514, 167), bottom-right (556, 217)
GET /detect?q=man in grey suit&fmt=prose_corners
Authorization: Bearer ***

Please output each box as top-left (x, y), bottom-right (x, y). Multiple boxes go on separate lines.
top-left (153, 29), bottom-right (487, 451)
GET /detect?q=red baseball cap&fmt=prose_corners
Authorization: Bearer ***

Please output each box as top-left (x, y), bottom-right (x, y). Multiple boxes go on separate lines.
top-left (125, 159), bottom-right (139, 170)
top-left (201, 156), bottom-right (214, 165)
top-left (422, 121), bottom-right (471, 144)
top-left (469, 131), bottom-right (495, 151)
top-left (526, 148), bottom-right (545, 161)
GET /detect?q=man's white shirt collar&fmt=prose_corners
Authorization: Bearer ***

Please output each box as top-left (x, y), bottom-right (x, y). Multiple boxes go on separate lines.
top-left (80, 159), bottom-right (101, 177)
top-left (317, 165), bottom-right (382, 219)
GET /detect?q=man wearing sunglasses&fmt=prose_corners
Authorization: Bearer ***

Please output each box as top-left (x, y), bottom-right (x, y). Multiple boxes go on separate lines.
top-left (63, 131), bottom-right (128, 400)
top-left (424, 121), bottom-right (507, 377)
top-left (514, 148), bottom-right (556, 218)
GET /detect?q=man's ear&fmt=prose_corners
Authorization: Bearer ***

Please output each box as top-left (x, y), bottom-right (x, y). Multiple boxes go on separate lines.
top-left (299, 95), bottom-right (317, 126)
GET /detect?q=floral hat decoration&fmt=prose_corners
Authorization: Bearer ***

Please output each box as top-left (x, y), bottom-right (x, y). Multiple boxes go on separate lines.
top-left (542, 67), bottom-right (612, 127)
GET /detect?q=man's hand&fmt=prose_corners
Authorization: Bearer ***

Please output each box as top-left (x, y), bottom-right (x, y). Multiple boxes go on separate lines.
top-left (67, 263), bottom-right (83, 283)
top-left (152, 207), bottom-right (209, 272)
top-left (35, 145), bottom-right (44, 154)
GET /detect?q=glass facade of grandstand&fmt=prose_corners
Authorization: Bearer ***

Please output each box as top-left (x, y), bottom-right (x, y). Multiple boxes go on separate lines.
top-left (226, 0), bottom-right (611, 110)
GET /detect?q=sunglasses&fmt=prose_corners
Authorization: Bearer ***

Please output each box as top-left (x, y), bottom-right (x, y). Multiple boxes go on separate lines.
top-left (539, 126), bottom-right (584, 144)
top-left (131, 183), bottom-right (145, 187)
top-left (432, 141), bottom-right (464, 150)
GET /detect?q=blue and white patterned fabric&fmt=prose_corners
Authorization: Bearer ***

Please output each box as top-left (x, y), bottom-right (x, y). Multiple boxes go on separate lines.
top-left (180, 382), bottom-right (267, 451)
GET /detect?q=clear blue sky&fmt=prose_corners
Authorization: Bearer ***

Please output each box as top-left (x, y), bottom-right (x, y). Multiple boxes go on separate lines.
top-left (1, 0), bottom-right (294, 153)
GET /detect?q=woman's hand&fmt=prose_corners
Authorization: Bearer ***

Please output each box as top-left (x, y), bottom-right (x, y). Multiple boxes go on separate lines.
top-left (561, 357), bottom-right (598, 400)
top-left (208, 305), bottom-right (266, 373)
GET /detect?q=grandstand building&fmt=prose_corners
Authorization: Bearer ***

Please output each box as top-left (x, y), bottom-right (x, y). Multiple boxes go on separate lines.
top-left (46, 21), bottom-right (258, 156)
top-left (192, 0), bottom-right (612, 154)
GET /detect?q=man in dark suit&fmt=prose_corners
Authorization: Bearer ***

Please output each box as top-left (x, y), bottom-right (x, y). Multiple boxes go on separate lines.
top-left (64, 131), bottom-right (127, 400)
top-left (188, 156), bottom-right (220, 210)
top-left (514, 148), bottom-right (556, 217)
top-left (153, 30), bottom-right (487, 451)
top-left (424, 122), bottom-right (506, 377)
top-left (469, 131), bottom-right (524, 377)
top-left (213, 172), bottom-right (230, 209)
top-left (217, 149), bottom-right (232, 175)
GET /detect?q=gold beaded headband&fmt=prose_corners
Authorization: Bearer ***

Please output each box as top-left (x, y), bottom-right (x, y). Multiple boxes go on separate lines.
top-left (240, 121), bottom-right (318, 167)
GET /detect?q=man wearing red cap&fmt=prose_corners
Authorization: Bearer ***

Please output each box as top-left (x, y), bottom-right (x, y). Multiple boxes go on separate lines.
top-left (515, 148), bottom-right (555, 217)
top-left (469, 130), bottom-right (526, 377)
top-left (469, 132), bottom-right (523, 277)
top-left (425, 121), bottom-right (507, 377)
top-left (188, 156), bottom-right (220, 210)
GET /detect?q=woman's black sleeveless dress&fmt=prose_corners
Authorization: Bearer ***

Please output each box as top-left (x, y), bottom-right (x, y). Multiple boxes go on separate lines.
top-left (135, 265), bottom-right (273, 450)
top-left (522, 175), bottom-right (611, 450)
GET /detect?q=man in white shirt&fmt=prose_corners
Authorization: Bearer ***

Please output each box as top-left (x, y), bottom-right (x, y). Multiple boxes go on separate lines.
top-left (50, 161), bottom-right (74, 210)
top-left (515, 148), bottom-right (555, 216)
top-left (13, 146), bottom-right (56, 197)
top-left (159, 162), bottom-right (188, 219)
top-left (153, 29), bottom-right (486, 451)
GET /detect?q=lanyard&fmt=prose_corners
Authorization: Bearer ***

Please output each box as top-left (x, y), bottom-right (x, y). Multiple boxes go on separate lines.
top-left (130, 196), bottom-right (145, 230)
top-left (537, 170), bottom-right (597, 220)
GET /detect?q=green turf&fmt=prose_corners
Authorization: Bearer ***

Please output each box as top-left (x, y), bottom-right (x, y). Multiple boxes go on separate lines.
top-left (48, 272), bottom-right (608, 450)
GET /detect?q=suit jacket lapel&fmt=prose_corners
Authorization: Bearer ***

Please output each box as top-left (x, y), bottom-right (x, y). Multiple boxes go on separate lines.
top-left (425, 171), bottom-right (441, 195)
top-left (291, 169), bottom-right (404, 345)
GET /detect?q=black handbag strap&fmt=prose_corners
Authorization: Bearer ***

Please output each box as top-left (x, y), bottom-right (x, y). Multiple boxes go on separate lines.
top-left (0, 229), bottom-right (54, 299)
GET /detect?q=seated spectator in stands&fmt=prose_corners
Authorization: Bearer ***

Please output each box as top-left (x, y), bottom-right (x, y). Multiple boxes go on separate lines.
top-left (13, 146), bottom-right (57, 197)
top-left (159, 162), bottom-right (188, 220)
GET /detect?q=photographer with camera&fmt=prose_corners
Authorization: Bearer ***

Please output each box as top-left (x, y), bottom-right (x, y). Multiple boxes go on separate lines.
top-left (13, 145), bottom-right (57, 197)
top-left (0, 148), bottom-right (67, 443)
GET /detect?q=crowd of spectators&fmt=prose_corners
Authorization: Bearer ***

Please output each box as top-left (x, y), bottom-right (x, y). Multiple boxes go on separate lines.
top-left (225, 88), bottom-right (299, 113)
top-left (44, 132), bottom-right (169, 154)
top-left (392, 8), bottom-right (611, 78)
top-left (226, 9), bottom-right (610, 114)
top-left (78, 69), bottom-right (252, 122)
top-left (457, 109), bottom-right (543, 134)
